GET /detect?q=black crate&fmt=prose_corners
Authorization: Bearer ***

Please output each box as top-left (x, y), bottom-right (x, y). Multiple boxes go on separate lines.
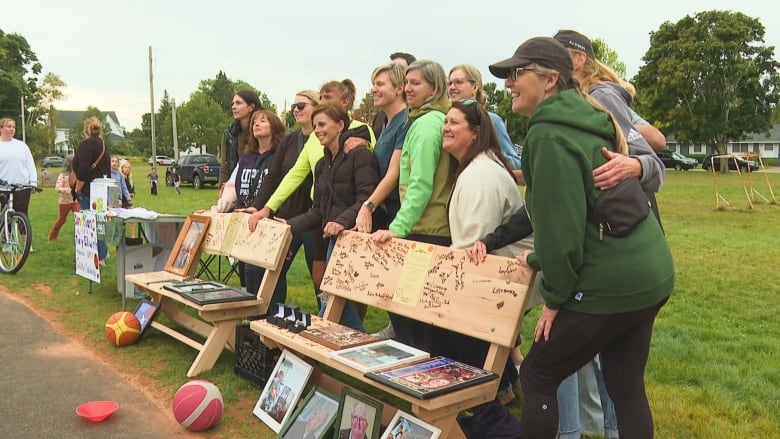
top-left (234, 325), bottom-right (281, 387)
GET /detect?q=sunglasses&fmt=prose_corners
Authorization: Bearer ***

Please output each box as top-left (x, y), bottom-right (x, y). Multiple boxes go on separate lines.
top-left (459, 98), bottom-right (482, 120)
top-left (290, 102), bottom-right (308, 111)
top-left (510, 67), bottom-right (532, 81)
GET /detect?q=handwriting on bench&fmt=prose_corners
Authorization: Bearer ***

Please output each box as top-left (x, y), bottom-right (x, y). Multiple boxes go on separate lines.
top-left (202, 213), bottom-right (289, 268)
top-left (322, 231), bottom-right (528, 312)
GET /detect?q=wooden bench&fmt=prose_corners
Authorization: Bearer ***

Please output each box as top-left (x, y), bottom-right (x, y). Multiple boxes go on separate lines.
top-left (251, 230), bottom-right (535, 438)
top-left (126, 213), bottom-right (292, 377)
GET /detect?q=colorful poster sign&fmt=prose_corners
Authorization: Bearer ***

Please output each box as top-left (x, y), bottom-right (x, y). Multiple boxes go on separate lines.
top-left (74, 211), bottom-right (100, 282)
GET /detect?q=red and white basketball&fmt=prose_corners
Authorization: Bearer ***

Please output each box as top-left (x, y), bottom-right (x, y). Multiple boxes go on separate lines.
top-left (104, 311), bottom-right (142, 347)
top-left (172, 379), bottom-right (223, 431)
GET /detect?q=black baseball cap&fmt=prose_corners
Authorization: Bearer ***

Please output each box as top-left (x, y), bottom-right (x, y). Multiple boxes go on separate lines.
top-left (553, 29), bottom-right (595, 59)
top-left (489, 37), bottom-right (573, 83)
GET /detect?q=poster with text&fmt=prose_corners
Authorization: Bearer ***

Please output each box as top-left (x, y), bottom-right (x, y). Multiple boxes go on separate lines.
top-left (74, 212), bottom-right (100, 282)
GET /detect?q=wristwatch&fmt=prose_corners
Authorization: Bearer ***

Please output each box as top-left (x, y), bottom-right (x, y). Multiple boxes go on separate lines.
top-left (362, 200), bottom-right (376, 213)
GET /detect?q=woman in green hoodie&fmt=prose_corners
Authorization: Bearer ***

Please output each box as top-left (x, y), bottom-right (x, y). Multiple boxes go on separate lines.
top-left (489, 37), bottom-right (674, 439)
top-left (371, 59), bottom-right (453, 348)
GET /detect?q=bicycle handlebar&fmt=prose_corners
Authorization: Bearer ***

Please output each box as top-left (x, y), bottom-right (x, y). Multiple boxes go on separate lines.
top-left (0, 179), bottom-right (43, 193)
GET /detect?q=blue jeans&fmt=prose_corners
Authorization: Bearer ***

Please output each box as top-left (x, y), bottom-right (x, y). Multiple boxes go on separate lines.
top-left (319, 236), bottom-right (364, 331)
top-left (77, 193), bottom-right (107, 261)
top-left (557, 356), bottom-right (619, 439)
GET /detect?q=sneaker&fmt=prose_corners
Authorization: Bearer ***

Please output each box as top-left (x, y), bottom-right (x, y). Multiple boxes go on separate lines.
top-left (497, 387), bottom-right (517, 406)
top-left (371, 322), bottom-right (396, 340)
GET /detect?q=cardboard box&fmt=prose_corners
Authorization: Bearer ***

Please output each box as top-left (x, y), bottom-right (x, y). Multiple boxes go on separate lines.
top-left (118, 245), bottom-right (153, 298)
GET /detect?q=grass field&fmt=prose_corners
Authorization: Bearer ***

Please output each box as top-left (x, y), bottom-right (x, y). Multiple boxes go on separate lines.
top-left (5, 162), bottom-right (780, 438)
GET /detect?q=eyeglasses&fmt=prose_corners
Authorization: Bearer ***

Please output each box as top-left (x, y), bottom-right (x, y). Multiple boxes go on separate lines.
top-left (510, 67), bottom-right (532, 81)
top-left (459, 98), bottom-right (482, 120)
top-left (351, 415), bottom-right (368, 425)
top-left (290, 102), bottom-right (308, 111)
top-left (448, 78), bottom-right (476, 87)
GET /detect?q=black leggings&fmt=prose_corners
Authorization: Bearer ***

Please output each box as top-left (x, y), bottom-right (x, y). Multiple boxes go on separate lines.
top-left (520, 298), bottom-right (667, 439)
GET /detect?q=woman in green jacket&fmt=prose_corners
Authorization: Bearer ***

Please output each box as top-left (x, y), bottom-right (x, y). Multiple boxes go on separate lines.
top-left (489, 37), bottom-right (673, 438)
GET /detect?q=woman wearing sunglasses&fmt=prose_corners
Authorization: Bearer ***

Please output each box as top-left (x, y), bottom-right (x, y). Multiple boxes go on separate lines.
top-left (280, 103), bottom-right (379, 331)
top-left (447, 64), bottom-right (523, 183)
top-left (488, 37), bottom-right (673, 438)
top-left (240, 90), bottom-right (320, 306)
top-left (442, 98), bottom-right (532, 406)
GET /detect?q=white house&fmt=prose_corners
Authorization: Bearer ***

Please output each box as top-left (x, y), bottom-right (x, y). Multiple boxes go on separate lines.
top-left (53, 111), bottom-right (127, 156)
top-left (666, 124), bottom-right (780, 161)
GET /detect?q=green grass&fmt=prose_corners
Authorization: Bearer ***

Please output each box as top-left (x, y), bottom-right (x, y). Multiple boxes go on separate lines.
top-left (7, 163), bottom-right (780, 438)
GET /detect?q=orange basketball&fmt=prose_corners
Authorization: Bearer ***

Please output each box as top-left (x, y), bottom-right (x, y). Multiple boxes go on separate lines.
top-left (104, 311), bottom-right (142, 346)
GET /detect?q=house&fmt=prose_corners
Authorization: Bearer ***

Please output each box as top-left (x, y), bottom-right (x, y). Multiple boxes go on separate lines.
top-left (665, 124), bottom-right (780, 161)
top-left (53, 110), bottom-right (127, 156)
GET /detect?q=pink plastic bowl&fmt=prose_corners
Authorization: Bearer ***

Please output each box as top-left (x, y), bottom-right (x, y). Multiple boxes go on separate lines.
top-left (76, 400), bottom-right (119, 422)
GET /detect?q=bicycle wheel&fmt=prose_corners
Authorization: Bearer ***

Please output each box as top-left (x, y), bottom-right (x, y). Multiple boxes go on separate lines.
top-left (0, 211), bottom-right (32, 275)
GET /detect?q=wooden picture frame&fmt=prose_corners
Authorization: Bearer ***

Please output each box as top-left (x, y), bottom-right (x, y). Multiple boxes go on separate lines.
top-left (253, 349), bottom-right (314, 433)
top-left (279, 386), bottom-right (339, 439)
top-left (380, 410), bottom-right (442, 439)
top-left (164, 214), bottom-right (210, 277)
top-left (329, 339), bottom-right (429, 373)
top-left (334, 388), bottom-right (383, 439)
top-left (133, 299), bottom-right (160, 335)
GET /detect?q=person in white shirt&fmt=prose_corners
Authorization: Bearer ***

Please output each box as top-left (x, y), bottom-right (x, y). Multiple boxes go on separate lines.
top-left (0, 117), bottom-right (38, 216)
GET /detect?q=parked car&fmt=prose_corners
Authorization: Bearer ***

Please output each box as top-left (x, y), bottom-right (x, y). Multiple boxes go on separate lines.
top-left (148, 155), bottom-right (175, 166)
top-left (165, 154), bottom-right (220, 189)
top-left (40, 156), bottom-right (65, 168)
top-left (701, 154), bottom-right (759, 172)
top-left (656, 150), bottom-right (698, 171)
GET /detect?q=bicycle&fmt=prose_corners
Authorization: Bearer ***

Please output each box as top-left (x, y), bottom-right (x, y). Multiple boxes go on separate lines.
top-left (0, 179), bottom-right (43, 274)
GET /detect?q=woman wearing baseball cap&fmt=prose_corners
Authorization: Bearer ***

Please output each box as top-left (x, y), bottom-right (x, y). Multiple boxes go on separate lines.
top-left (488, 37), bottom-right (674, 438)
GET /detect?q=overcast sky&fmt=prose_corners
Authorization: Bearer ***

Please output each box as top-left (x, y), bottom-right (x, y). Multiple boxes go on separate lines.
top-left (8, 0), bottom-right (780, 131)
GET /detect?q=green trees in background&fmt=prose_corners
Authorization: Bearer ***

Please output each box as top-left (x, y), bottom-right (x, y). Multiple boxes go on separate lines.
top-left (633, 10), bottom-right (780, 169)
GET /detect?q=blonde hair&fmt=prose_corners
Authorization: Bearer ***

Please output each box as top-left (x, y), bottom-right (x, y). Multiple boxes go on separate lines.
top-left (296, 90), bottom-right (320, 106)
top-left (529, 63), bottom-right (627, 155)
top-left (119, 159), bottom-right (133, 186)
top-left (0, 117), bottom-right (15, 128)
top-left (449, 64), bottom-right (486, 104)
top-left (83, 116), bottom-right (102, 137)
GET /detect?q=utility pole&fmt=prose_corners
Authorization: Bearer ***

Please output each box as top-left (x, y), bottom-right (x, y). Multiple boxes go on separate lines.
top-left (172, 98), bottom-right (179, 159)
top-left (20, 95), bottom-right (26, 143)
top-left (149, 46), bottom-right (156, 166)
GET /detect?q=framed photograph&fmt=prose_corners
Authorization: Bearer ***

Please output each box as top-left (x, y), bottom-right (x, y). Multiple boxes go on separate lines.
top-left (162, 280), bottom-right (231, 295)
top-left (334, 388), bottom-right (383, 439)
top-left (179, 287), bottom-right (257, 305)
top-left (164, 214), bottom-right (210, 276)
top-left (300, 325), bottom-right (379, 350)
top-left (380, 410), bottom-right (441, 439)
top-left (365, 356), bottom-right (498, 400)
top-left (279, 387), bottom-right (339, 439)
top-left (133, 299), bottom-right (160, 334)
top-left (253, 349), bottom-right (314, 433)
top-left (329, 339), bottom-right (429, 373)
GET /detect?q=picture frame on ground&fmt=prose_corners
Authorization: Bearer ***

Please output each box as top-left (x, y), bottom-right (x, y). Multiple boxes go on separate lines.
top-left (132, 299), bottom-right (160, 334)
top-left (334, 388), bottom-right (382, 439)
top-left (253, 349), bottom-right (314, 433)
top-left (380, 410), bottom-right (441, 439)
top-left (164, 214), bottom-right (210, 276)
top-left (279, 386), bottom-right (339, 439)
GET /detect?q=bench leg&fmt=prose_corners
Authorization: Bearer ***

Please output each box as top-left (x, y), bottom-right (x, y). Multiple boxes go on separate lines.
top-left (186, 318), bottom-right (240, 377)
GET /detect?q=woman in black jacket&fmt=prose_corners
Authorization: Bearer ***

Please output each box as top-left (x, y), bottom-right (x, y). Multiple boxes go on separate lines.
top-left (218, 89), bottom-right (263, 187)
top-left (283, 104), bottom-right (378, 331)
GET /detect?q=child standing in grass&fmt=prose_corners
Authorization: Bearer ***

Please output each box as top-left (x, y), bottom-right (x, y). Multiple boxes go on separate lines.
top-left (48, 156), bottom-right (80, 241)
top-left (172, 167), bottom-right (181, 195)
top-left (148, 166), bottom-right (158, 195)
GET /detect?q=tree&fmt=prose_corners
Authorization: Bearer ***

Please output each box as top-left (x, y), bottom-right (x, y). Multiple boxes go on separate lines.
top-left (633, 10), bottom-right (780, 171)
top-left (483, 82), bottom-right (528, 144)
top-left (175, 91), bottom-right (230, 155)
top-left (592, 38), bottom-right (627, 79)
top-left (0, 29), bottom-right (41, 123)
top-left (67, 106), bottom-right (111, 152)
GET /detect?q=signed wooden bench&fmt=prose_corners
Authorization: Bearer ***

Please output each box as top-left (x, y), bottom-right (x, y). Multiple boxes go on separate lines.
top-left (126, 213), bottom-right (292, 377)
top-left (251, 230), bottom-right (535, 438)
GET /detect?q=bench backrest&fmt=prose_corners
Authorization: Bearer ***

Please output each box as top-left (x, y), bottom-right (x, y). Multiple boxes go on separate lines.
top-left (321, 231), bottom-right (536, 348)
top-left (201, 212), bottom-right (291, 305)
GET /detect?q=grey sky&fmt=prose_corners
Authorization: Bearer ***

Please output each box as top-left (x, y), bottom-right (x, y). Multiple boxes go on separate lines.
top-left (9, 0), bottom-right (780, 130)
